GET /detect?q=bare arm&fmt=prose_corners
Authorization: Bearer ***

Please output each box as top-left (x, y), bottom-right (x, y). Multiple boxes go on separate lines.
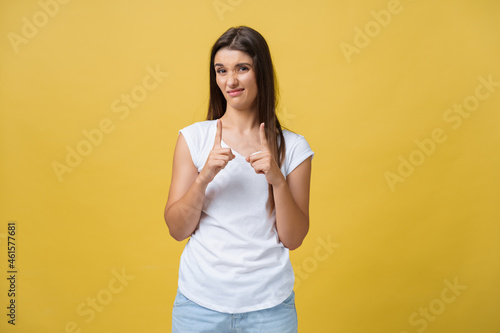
top-left (164, 120), bottom-right (234, 241)
top-left (164, 133), bottom-right (205, 241)
top-left (273, 156), bottom-right (312, 250)
top-left (246, 123), bottom-right (312, 250)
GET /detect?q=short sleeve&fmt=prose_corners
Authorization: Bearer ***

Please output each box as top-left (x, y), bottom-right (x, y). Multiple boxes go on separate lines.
top-left (179, 123), bottom-right (201, 169)
top-left (284, 132), bottom-right (314, 176)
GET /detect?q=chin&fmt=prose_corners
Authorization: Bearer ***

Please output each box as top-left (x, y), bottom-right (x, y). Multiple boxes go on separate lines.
top-left (229, 102), bottom-right (253, 111)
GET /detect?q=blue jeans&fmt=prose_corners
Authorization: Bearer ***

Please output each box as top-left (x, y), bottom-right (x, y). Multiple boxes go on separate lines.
top-left (172, 289), bottom-right (298, 333)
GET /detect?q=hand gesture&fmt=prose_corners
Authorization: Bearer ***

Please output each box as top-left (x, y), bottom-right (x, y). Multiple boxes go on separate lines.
top-left (245, 123), bottom-right (285, 186)
top-left (199, 119), bottom-right (235, 185)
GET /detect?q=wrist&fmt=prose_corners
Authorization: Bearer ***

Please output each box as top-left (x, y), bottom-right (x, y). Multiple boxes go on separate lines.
top-left (195, 173), bottom-right (210, 191)
top-left (272, 175), bottom-right (287, 190)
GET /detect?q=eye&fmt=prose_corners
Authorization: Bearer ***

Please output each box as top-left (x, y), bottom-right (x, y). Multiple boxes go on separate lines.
top-left (216, 68), bottom-right (226, 75)
top-left (239, 66), bottom-right (249, 72)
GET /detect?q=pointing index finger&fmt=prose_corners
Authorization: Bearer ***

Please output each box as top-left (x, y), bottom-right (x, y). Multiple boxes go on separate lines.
top-left (214, 119), bottom-right (222, 148)
top-left (260, 122), bottom-right (269, 149)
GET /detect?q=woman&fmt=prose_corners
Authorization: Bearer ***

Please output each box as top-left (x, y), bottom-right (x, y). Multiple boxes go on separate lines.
top-left (164, 26), bottom-right (314, 332)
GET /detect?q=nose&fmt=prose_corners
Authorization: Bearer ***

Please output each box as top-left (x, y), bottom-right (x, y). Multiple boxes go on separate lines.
top-left (227, 71), bottom-right (238, 88)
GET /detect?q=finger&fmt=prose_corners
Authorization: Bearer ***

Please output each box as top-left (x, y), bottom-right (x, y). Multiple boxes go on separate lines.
top-left (214, 119), bottom-right (222, 148)
top-left (212, 155), bottom-right (231, 166)
top-left (212, 151), bottom-right (235, 167)
top-left (217, 148), bottom-right (235, 159)
top-left (260, 123), bottom-right (268, 150)
top-left (221, 150), bottom-right (236, 161)
top-left (226, 148), bottom-right (236, 159)
top-left (246, 151), bottom-right (262, 163)
top-left (249, 160), bottom-right (266, 174)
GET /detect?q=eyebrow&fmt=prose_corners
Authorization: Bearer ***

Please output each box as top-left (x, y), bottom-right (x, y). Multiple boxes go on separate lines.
top-left (214, 62), bottom-right (252, 68)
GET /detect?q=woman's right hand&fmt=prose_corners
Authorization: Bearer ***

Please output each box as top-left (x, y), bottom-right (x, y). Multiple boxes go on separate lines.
top-left (198, 119), bottom-right (235, 185)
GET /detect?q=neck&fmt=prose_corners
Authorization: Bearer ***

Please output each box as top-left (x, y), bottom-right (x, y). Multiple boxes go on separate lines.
top-left (220, 105), bottom-right (259, 133)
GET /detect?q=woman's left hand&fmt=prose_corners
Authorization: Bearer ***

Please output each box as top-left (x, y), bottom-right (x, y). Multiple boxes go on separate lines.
top-left (245, 123), bottom-right (285, 186)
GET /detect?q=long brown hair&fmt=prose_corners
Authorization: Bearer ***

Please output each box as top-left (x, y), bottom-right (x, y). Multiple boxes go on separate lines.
top-left (207, 26), bottom-right (285, 215)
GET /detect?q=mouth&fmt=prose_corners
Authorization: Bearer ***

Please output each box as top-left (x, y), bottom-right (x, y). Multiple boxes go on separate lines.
top-left (227, 88), bottom-right (244, 97)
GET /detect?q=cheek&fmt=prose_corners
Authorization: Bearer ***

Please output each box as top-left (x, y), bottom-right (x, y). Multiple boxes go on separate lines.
top-left (216, 76), bottom-right (226, 91)
top-left (249, 82), bottom-right (258, 99)
top-left (243, 74), bottom-right (258, 93)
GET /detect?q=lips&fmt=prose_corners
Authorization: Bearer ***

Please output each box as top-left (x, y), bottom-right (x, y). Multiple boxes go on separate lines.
top-left (227, 88), bottom-right (244, 97)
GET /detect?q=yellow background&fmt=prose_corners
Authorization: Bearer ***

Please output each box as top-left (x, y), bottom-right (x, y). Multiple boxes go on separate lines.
top-left (1, 0), bottom-right (499, 332)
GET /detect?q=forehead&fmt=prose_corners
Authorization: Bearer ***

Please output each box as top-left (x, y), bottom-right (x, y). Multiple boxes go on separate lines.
top-left (214, 48), bottom-right (253, 66)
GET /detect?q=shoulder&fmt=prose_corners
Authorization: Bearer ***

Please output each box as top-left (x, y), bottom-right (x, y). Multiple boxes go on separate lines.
top-left (281, 128), bottom-right (312, 152)
top-left (180, 119), bottom-right (216, 134)
top-left (281, 128), bottom-right (314, 176)
top-left (282, 128), bottom-right (305, 144)
top-left (178, 120), bottom-right (217, 169)
top-left (179, 119), bottom-right (217, 144)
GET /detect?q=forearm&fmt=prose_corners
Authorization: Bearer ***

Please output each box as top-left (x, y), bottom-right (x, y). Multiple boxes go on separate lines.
top-left (272, 179), bottom-right (309, 250)
top-left (164, 176), bottom-right (208, 241)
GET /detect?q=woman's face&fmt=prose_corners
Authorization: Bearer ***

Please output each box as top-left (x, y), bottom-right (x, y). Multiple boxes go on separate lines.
top-left (214, 48), bottom-right (258, 112)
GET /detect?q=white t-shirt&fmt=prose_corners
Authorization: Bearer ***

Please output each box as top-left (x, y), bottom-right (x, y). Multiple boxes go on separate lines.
top-left (177, 119), bottom-right (314, 313)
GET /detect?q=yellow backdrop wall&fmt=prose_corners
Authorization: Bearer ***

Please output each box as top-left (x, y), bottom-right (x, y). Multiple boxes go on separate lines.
top-left (1, 0), bottom-right (499, 332)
